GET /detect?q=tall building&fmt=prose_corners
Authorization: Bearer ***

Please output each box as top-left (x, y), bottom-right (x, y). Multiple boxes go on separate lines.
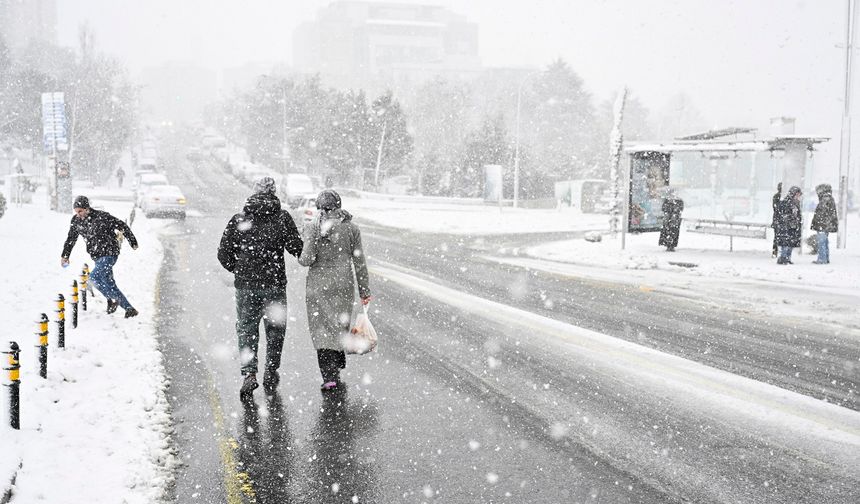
top-left (294, 1), bottom-right (481, 90)
top-left (0, 0), bottom-right (57, 51)
top-left (138, 62), bottom-right (217, 125)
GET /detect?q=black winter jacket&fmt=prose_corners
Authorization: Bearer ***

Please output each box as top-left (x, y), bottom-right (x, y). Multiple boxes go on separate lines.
top-left (217, 192), bottom-right (303, 289)
top-left (775, 197), bottom-right (802, 247)
top-left (61, 209), bottom-right (138, 259)
top-left (811, 185), bottom-right (838, 233)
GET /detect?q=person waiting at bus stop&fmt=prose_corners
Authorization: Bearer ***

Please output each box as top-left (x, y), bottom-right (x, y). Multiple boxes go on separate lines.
top-left (775, 186), bottom-right (803, 265)
top-left (658, 188), bottom-right (684, 252)
top-left (60, 195), bottom-right (139, 317)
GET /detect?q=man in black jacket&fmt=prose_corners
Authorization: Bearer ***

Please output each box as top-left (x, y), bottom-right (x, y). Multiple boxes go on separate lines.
top-left (61, 195), bottom-right (139, 317)
top-left (811, 183), bottom-right (838, 264)
top-left (218, 177), bottom-right (303, 399)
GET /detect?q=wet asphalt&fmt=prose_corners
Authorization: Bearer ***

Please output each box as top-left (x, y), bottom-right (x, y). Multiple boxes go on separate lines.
top-left (154, 158), bottom-right (859, 504)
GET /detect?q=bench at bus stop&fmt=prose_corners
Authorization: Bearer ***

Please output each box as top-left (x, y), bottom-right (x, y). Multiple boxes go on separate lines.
top-left (685, 218), bottom-right (769, 252)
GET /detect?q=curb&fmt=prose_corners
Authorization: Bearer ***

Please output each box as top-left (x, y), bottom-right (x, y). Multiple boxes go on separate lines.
top-left (0, 461), bottom-right (22, 504)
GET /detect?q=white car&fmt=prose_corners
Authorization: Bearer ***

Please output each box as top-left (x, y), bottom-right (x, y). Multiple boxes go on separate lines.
top-left (291, 193), bottom-right (318, 230)
top-left (135, 173), bottom-right (169, 205)
top-left (140, 185), bottom-right (187, 219)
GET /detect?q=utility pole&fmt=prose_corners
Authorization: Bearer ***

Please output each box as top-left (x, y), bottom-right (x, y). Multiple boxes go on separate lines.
top-left (282, 84), bottom-right (288, 174)
top-left (374, 118), bottom-right (387, 189)
top-left (837, 0), bottom-right (857, 248)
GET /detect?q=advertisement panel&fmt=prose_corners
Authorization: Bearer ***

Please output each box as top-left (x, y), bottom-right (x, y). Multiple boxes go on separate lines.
top-left (628, 151), bottom-right (670, 232)
top-left (483, 164), bottom-right (503, 203)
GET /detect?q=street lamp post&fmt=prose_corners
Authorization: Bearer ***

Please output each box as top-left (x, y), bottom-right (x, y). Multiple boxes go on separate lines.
top-left (513, 71), bottom-right (540, 208)
top-left (281, 84), bottom-right (288, 174)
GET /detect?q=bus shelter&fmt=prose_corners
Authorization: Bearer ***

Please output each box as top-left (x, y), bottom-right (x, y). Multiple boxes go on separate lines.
top-left (623, 128), bottom-right (829, 238)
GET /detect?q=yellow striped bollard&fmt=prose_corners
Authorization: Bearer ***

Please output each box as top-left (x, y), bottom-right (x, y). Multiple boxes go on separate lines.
top-left (80, 264), bottom-right (89, 311)
top-left (55, 293), bottom-right (65, 349)
top-left (36, 313), bottom-right (48, 378)
top-left (2, 341), bottom-right (20, 429)
top-left (71, 280), bottom-right (79, 328)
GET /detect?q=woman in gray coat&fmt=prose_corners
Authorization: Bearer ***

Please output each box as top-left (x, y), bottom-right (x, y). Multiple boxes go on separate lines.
top-left (298, 190), bottom-right (371, 390)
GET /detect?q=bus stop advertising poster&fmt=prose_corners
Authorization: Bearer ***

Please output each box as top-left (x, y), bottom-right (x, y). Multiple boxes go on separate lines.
top-left (628, 151), bottom-right (670, 233)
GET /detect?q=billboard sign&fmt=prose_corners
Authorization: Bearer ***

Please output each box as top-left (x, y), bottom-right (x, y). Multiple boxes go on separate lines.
top-left (41, 92), bottom-right (68, 153)
top-left (628, 151), bottom-right (670, 232)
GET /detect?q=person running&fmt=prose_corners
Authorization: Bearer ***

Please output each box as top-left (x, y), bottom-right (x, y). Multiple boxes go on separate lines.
top-left (218, 177), bottom-right (303, 400)
top-left (298, 189), bottom-right (371, 391)
top-left (60, 195), bottom-right (139, 318)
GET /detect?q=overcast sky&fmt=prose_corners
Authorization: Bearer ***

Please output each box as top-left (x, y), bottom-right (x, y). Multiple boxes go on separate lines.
top-left (57, 0), bottom-right (857, 177)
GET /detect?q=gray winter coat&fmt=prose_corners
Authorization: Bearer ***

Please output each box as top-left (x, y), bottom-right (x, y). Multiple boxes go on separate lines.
top-left (298, 209), bottom-right (371, 351)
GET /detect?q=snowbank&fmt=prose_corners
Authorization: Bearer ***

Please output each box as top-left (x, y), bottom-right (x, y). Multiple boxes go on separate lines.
top-left (343, 196), bottom-right (608, 235)
top-left (0, 193), bottom-right (175, 503)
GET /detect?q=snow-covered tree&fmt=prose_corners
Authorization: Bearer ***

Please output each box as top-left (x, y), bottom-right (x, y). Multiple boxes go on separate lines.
top-left (608, 88), bottom-right (627, 236)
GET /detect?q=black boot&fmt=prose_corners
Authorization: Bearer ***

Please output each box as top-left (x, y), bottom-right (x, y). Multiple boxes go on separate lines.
top-left (263, 369), bottom-right (280, 391)
top-left (106, 299), bottom-right (118, 314)
top-left (240, 373), bottom-right (258, 400)
top-left (124, 307), bottom-right (139, 318)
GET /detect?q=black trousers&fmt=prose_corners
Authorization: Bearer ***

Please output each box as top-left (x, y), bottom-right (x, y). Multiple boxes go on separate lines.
top-left (317, 349), bottom-right (346, 382)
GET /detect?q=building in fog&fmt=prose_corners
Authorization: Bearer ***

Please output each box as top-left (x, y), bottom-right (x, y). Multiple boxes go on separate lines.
top-left (294, 1), bottom-right (481, 90)
top-left (138, 62), bottom-right (217, 125)
top-left (0, 0), bottom-right (57, 51)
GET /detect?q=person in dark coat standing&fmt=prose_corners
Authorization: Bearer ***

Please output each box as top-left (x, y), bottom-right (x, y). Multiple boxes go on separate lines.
top-left (658, 188), bottom-right (684, 252)
top-left (811, 183), bottom-right (838, 264)
top-left (60, 195), bottom-right (139, 317)
top-left (217, 177), bottom-right (303, 399)
top-left (116, 166), bottom-right (125, 188)
top-left (775, 186), bottom-right (803, 265)
top-left (771, 182), bottom-right (782, 257)
top-left (298, 190), bottom-right (371, 391)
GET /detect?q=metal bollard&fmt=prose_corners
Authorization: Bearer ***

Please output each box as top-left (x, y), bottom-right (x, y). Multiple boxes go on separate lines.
top-left (55, 293), bottom-right (65, 349)
top-left (2, 341), bottom-right (20, 430)
top-left (71, 280), bottom-right (79, 328)
top-left (36, 313), bottom-right (48, 378)
top-left (82, 263), bottom-right (94, 302)
top-left (80, 266), bottom-right (89, 311)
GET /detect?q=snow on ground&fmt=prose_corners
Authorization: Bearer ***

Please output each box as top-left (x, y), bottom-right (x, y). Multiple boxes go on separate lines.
top-left (512, 223), bottom-right (860, 326)
top-left (343, 191), bottom-right (860, 326)
top-left (343, 195), bottom-right (608, 235)
top-left (0, 191), bottom-right (175, 503)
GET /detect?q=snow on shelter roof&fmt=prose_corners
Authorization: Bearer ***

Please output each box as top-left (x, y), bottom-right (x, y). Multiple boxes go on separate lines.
top-left (675, 127), bottom-right (758, 141)
top-left (625, 135), bottom-right (830, 154)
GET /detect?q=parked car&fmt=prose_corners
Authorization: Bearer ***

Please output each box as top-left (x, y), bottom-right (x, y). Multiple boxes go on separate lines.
top-left (135, 173), bottom-right (169, 205)
top-left (281, 173), bottom-right (315, 208)
top-left (290, 193), bottom-right (318, 230)
top-left (140, 184), bottom-right (187, 219)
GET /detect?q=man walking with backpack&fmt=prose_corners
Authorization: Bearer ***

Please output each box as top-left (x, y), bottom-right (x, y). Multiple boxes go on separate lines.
top-left (60, 195), bottom-right (139, 318)
top-left (218, 177), bottom-right (303, 400)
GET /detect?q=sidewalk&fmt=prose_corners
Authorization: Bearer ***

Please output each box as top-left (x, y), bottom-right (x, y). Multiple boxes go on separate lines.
top-left (342, 193), bottom-right (860, 327)
top-left (0, 192), bottom-right (176, 503)
top-left (510, 224), bottom-right (860, 327)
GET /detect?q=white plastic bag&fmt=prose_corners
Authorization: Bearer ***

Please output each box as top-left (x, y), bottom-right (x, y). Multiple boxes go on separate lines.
top-left (344, 305), bottom-right (378, 355)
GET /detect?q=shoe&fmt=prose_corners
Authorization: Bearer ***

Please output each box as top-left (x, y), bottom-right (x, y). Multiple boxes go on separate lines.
top-left (240, 374), bottom-right (258, 400)
top-left (776, 258), bottom-right (787, 265)
top-left (320, 381), bottom-right (338, 391)
top-left (124, 307), bottom-right (139, 318)
top-left (263, 369), bottom-right (280, 391)
top-left (106, 299), bottom-right (118, 314)
top-left (812, 260), bottom-right (824, 264)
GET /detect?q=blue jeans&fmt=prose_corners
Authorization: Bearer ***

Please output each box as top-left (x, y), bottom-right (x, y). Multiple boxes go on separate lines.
top-left (236, 288), bottom-right (287, 375)
top-left (816, 232), bottom-right (830, 263)
top-left (778, 246), bottom-right (793, 263)
top-left (89, 256), bottom-right (133, 310)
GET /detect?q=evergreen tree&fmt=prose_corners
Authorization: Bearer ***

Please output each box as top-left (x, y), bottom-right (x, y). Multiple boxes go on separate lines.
top-left (455, 113), bottom-right (509, 197)
top-left (369, 90), bottom-right (412, 188)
